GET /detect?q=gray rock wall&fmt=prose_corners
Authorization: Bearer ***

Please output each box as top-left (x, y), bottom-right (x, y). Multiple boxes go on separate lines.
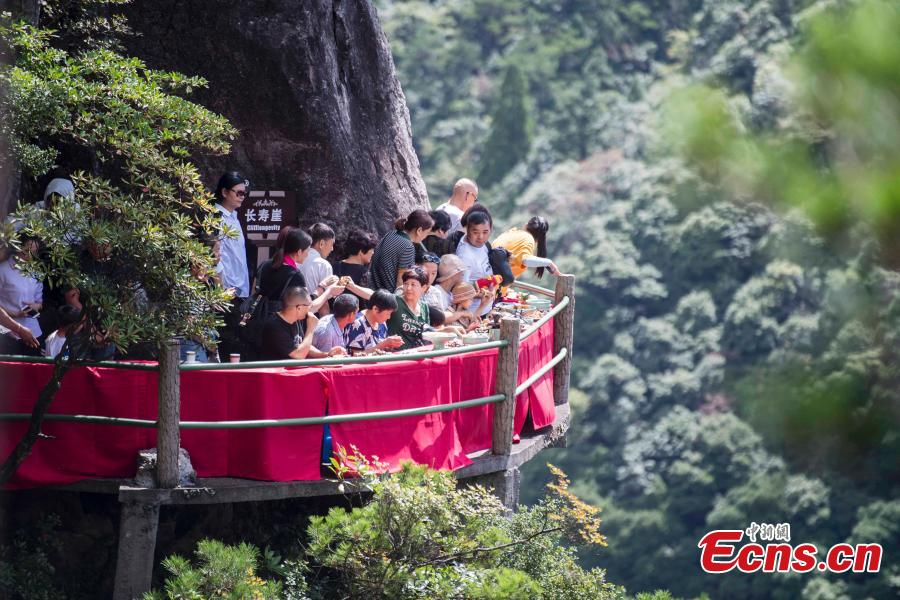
top-left (123, 0), bottom-right (429, 235)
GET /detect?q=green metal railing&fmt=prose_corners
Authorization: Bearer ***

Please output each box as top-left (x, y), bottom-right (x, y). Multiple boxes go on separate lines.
top-left (520, 296), bottom-right (569, 340)
top-left (0, 394), bottom-right (504, 430)
top-left (512, 280), bottom-right (556, 298)
top-left (0, 354), bottom-right (160, 371)
top-left (0, 280), bottom-right (569, 431)
top-left (514, 348), bottom-right (567, 397)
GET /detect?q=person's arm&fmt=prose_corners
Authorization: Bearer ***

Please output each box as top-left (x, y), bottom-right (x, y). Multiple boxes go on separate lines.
top-left (0, 307), bottom-right (38, 348)
top-left (307, 344), bottom-right (346, 358)
top-left (444, 309), bottom-right (474, 324)
top-left (309, 282), bottom-right (345, 314)
top-left (313, 274), bottom-right (338, 297)
top-left (287, 314), bottom-right (319, 360)
top-left (476, 291), bottom-right (494, 317)
top-left (344, 280), bottom-right (374, 300)
top-left (394, 243), bottom-right (416, 289)
top-left (376, 335), bottom-right (403, 351)
top-left (522, 255), bottom-right (559, 275)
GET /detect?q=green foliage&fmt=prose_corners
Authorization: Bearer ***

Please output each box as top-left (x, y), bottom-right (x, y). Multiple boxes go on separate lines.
top-left (151, 464), bottom-right (625, 599)
top-left (477, 64), bottom-right (532, 187)
top-left (669, 0), bottom-right (900, 264)
top-left (143, 539), bottom-right (281, 600)
top-left (0, 515), bottom-right (64, 600)
top-left (301, 463), bottom-right (614, 598)
top-left (0, 16), bottom-right (235, 350)
top-left (379, 2), bottom-right (900, 598)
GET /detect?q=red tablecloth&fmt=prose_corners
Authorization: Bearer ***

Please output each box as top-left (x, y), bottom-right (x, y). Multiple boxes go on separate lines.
top-left (0, 321), bottom-right (555, 488)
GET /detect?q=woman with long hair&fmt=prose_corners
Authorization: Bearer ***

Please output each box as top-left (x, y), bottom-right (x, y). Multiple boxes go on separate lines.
top-left (258, 227), bottom-right (339, 315)
top-left (493, 216), bottom-right (559, 279)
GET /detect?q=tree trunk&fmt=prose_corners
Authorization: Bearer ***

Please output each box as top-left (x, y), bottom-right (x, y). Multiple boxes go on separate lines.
top-left (0, 353), bottom-right (72, 486)
top-left (122, 0), bottom-right (429, 236)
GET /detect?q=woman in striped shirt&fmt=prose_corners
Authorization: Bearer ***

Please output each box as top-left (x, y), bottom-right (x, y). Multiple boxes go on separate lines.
top-left (369, 209), bottom-right (434, 291)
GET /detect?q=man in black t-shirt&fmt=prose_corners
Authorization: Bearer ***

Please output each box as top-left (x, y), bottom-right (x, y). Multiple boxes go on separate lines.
top-left (260, 286), bottom-right (348, 361)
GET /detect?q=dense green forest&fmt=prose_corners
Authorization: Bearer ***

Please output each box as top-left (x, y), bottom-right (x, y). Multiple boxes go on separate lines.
top-left (379, 0), bottom-right (900, 598)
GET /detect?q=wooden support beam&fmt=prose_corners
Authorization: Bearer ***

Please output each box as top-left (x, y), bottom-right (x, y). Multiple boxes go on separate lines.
top-left (553, 274), bottom-right (575, 406)
top-left (492, 317), bottom-right (520, 455)
top-left (467, 467), bottom-right (521, 512)
top-left (156, 339), bottom-right (180, 488)
top-left (112, 500), bottom-right (160, 600)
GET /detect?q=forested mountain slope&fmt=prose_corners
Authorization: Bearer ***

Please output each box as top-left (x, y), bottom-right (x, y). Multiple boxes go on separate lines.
top-left (380, 1), bottom-right (900, 597)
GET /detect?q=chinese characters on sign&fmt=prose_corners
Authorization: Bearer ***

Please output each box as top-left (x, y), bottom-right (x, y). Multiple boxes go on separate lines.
top-left (238, 190), bottom-right (296, 236)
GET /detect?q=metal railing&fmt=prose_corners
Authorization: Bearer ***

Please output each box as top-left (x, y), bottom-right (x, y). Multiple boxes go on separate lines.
top-left (0, 276), bottom-right (576, 465)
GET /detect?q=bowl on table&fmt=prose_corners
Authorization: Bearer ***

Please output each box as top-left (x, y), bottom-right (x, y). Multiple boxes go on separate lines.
top-left (527, 298), bottom-right (552, 311)
top-left (462, 332), bottom-right (490, 346)
top-left (422, 330), bottom-right (459, 349)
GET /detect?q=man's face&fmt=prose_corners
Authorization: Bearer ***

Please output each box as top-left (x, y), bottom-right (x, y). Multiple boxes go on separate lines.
top-left (287, 298), bottom-right (311, 323)
top-left (337, 312), bottom-right (356, 330)
top-left (361, 248), bottom-right (375, 264)
top-left (372, 306), bottom-right (394, 325)
top-left (222, 183), bottom-right (246, 211)
top-left (466, 222), bottom-right (491, 248)
top-left (317, 237), bottom-right (335, 259)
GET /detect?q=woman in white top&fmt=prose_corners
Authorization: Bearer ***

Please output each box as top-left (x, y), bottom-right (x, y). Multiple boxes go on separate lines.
top-left (0, 236), bottom-right (43, 341)
top-left (454, 208), bottom-right (497, 316)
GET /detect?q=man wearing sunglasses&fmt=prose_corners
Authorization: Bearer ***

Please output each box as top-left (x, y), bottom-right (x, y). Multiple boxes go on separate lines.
top-left (260, 286), bottom-right (347, 361)
top-left (434, 178), bottom-right (479, 236)
top-left (214, 171), bottom-right (251, 358)
top-left (214, 172), bottom-right (251, 298)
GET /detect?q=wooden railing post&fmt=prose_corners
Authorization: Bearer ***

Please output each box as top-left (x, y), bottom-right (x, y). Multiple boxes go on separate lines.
top-left (492, 317), bottom-right (520, 455)
top-left (156, 338), bottom-right (180, 488)
top-left (553, 274), bottom-right (575, 406)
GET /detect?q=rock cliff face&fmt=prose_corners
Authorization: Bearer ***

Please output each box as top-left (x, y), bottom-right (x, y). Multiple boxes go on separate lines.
top-left (123, 0), bottom-right (428, 235)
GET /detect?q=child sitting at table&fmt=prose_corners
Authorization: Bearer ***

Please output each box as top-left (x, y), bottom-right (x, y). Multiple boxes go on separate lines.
top-left (427, 305), bottom-right (465, 338)
top-left (450, 282), bottom-right (481, 332)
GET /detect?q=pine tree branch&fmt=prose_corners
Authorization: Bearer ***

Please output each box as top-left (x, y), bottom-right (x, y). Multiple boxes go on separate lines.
top-left (411, 525), bottom-right (564, 568)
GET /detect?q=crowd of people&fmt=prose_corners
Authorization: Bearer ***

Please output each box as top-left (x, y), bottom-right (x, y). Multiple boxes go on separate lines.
top-left (0, 174), bottom-right (559, 363)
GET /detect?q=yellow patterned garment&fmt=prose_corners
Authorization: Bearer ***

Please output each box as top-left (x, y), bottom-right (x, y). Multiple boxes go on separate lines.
top-left (493, 227), bottom-right (536, 278)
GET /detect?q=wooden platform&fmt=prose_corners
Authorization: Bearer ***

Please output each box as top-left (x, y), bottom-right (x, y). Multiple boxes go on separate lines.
top-left (45, 402), bottom-right (569, 506)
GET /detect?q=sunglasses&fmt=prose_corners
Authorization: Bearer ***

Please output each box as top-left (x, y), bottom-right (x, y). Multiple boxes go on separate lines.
top-left (230, 188), bottom-right (247, 198)
top-left (423, 253), bottom-right (440, 264)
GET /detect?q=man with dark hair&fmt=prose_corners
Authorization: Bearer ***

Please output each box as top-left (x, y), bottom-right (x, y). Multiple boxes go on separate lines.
top-left (302, 222), bottom-right (336, 295)
top-left (345, 289), bottom-right (403, 354)
top-left (44, 304), bottom-right (82, 358)
top-left (313, 293), bottom-right (357, 353)
top-left (259, 287), bottom-right (346, 360)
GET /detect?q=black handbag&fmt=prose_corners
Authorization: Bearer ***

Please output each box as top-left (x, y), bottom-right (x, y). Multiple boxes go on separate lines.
top-left (238, 274), bottom-right (295, 357)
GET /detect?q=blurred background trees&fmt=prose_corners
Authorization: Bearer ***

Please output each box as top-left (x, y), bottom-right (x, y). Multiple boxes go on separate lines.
top-left (380, 0), bottom-right (900, 597)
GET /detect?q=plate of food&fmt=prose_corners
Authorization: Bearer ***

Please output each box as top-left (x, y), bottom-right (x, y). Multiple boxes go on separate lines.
top-left (422, 330), bottom-right (458, 349)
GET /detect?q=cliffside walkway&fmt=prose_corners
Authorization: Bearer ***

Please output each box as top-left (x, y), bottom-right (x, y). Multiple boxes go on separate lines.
top-left (0, 275), bottom-right (576, 599)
